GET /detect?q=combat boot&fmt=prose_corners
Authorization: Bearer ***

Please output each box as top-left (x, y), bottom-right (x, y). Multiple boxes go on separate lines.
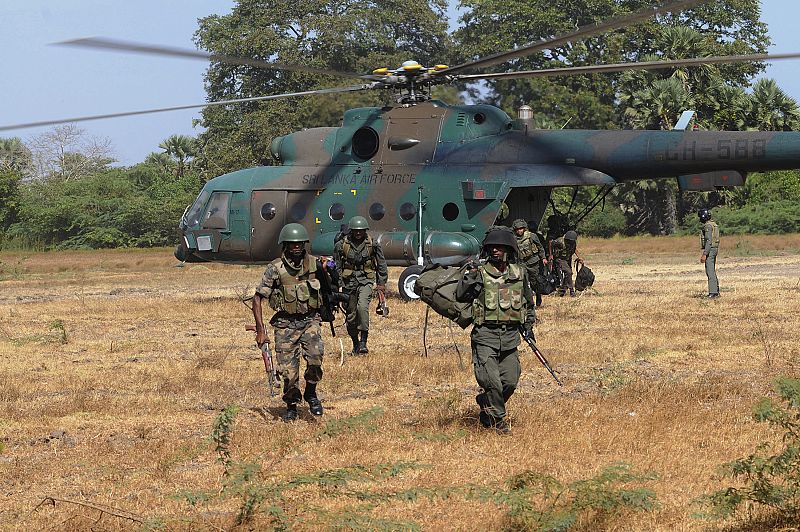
top-left (282, 403), bottom-right (298, 422)
top-left (358, 331), bottom-right (369, 354)
top-left (303, 383), bottom-right (324, 417)
top-left (348, 330), bottom-right (360, 355)
top-left (492, 418), bottom-right (511, 435)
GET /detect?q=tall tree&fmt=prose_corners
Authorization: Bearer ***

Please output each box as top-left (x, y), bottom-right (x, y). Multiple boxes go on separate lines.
top-left (158, 134), bottom-right (197, 178)
top-left (193, 0), bottom-right (451, 176)
top-left (0, 137), bottom-right (34, 179)
top-left (28, 125), bottom-right (115, 180)
top-left (747, 78), bottom-right (800, 131)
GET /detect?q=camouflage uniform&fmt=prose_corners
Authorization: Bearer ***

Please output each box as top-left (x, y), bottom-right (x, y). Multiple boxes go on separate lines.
top-left (457, 261), bottom-right (536, 429)
top-left (256, 253), bottom-right (324, 406)
top-left (334, 233), bottom-right (388, 351)
top-left (514, 223), bottom-right (546, 307)
top-left (551, 234), bottom-right (577, 296)
top-left (701, 218), bottom-right (720, 297)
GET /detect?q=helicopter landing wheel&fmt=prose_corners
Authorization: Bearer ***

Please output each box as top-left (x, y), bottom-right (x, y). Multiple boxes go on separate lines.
top-left (398, 265), bottom-right (424, 301)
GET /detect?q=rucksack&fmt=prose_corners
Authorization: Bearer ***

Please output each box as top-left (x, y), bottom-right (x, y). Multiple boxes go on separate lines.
top-left (575, 261), bottom-right (595, 292)
top-left (413, 263), bottom-right (473, 329)
top-left (537, 270), bottom-right (561, 295)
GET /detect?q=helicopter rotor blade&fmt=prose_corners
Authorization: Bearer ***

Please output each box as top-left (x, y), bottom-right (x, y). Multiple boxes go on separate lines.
top-left (55, 37), bottom-right (369, 80)
top-left (0, 84), bottom-right (375, 132)
top-left (441, 0), bottom-right (710, 75)
top-left (454, 52), bottom-right (800, 81)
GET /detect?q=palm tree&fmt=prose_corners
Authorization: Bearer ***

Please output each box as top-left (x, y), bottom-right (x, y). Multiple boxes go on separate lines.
top-left (0, 137), bottom-right (33, 177)
top-left (158, 135), bottom-right (197, 178)
top-left (747, 79), bottom-right (800, 131)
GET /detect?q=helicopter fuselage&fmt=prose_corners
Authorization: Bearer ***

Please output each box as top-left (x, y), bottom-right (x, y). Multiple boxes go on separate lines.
top-left (176, 100), bottom-right (800, 266)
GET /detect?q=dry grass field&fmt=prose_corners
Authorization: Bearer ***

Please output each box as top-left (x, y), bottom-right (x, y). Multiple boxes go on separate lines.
top-left (1, 234), bottom-right (800, 531)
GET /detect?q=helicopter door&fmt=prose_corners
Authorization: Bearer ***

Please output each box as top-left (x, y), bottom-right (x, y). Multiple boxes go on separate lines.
top-left (250, 190), bottom-right (287, 261)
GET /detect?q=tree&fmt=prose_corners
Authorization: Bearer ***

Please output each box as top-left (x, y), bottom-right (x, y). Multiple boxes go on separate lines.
top-left (0, 137), bottom-right (34, 179)
top-left (27, 124), bottom-right (115, 180)
top-left (193, 0), bottom-right (451, 176)
top-left (158, 134), bottom-right (197, 178)
top-left (0, 169), bottom-right (21, 238)
top-left (747, 78), bottom-right (800, 131)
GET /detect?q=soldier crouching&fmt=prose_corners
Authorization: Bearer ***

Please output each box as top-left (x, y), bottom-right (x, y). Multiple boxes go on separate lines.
top-left (456, 227), bottom-right (536, 434)
top-left (252, 223), bottom-right (327, 422)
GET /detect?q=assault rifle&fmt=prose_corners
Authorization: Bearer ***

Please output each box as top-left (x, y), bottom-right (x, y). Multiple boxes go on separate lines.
top-left (316, 259), bottom-right (337, 337)
top-left (519, 326), bottom-right (563, 386)
top-left (245, 324), bottom-right (278, 397)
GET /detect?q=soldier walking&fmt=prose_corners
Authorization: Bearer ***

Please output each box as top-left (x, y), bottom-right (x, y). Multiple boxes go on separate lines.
top-left (334, 216), bottom-right (388, 355)
top-left (252, 223), bottom-right (328, 422)
top-left (699, 208), bottom-right (720, 298)
top-left (550, 230), bottom-right (582, 297)
top-left (456, 228), bottom-right (536, 434)
top-left (512, 219), bottom-right (547, 307)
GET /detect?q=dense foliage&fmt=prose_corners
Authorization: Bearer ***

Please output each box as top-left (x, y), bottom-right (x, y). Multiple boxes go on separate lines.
top-left (3, 163), bottom-right (201, 250)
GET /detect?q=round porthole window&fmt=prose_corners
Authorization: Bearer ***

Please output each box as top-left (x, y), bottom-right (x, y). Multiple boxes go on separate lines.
top-left (329, 203), bottom-right (345, 221)
top-left (260, 203), bottom-right (277, 221)
top-left (369, 203), bottom-right (385, 221)
top-left (352, 127), bottom-right (379, 159)
top-left (399, 202), bottom-right (416, 221)
top-left (473, 112), bottom-right (486, 124)
top-left (442, 202), bottom-right (459, 221)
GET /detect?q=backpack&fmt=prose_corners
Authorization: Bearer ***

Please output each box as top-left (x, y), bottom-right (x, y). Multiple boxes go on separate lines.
top-left (537, 270), bottom-right (561, 295)
top-left (575, 261), bottom-right (595, 292)
top-left (413, 263), bottom-right (473, 329)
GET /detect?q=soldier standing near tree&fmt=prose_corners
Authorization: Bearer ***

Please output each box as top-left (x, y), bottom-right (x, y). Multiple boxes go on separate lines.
top-left (699, 208), bottom-right (720, 298)
top-left (252, 223), bottom-right (328, 422)
top-left (334, 215), bottom-right (388, 356)
top-left (456, 228), bottom-right (536, 435)
top-left (512, 219), bottom-right (547, 307)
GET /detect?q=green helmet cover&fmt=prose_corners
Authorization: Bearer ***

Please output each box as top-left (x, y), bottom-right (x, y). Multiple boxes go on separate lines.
top-left (278, 223), bottom-right (310, 244)
top-left (348, 215), bottom-right (370, 230)
top-left (564, 230), bottom-right (578, 241)
top-left (511, 219), bottom-right (528, 230)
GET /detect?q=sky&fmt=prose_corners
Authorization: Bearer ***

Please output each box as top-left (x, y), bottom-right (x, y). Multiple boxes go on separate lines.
top-left (1, 1), bottom-right (799, 167)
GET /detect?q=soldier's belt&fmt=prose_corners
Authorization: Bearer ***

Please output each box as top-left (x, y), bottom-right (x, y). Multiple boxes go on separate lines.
top-left (479, 322), bottom-right (520, 330)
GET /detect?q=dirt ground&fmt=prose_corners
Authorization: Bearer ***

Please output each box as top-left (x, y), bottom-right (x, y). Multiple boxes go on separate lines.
top-left (1, 234), bottom-right (799, 530)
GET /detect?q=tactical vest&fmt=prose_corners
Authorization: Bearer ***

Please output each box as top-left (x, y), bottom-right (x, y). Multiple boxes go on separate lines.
top-left (269, 254), bottom-right (321, 314)
top-left (554, 237), bottom-right (576, 260)
top-left (341, 235), bottom-right (376, 280)
top-left (516, 231), bottom-right (536, 261)
top-left (472, 263), bottom-right (527, 325)
top-left (700, 221), bottom-right (720, 249)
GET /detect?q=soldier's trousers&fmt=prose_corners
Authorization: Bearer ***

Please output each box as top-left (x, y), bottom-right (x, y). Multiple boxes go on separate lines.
top-left (345, 284), bottom-right (373, 332)
top-left (705, 247), bottom-right (719, 295)
top-left (273, 316), bottom-right (324, 405)
top-left (555, 258), bottom-right (574, 295)
top-left (472, 343), bottom-right (521, 420)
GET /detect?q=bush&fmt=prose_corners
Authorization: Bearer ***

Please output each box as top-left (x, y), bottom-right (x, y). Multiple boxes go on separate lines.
top-left (678, 200), bottom-right (800, 235)
top-left (696, 377), bottom-right (800, 525)
top-left (579, 206), bottom-right (628, 238)
top-left (745, 170), bottom-right (800, 205)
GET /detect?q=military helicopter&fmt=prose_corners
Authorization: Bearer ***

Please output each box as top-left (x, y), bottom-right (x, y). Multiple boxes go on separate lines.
top-left (5, 0), bottom-right (800, 300)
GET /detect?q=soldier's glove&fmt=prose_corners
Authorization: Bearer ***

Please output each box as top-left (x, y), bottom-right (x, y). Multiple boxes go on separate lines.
top-left (521, 324), bottom-right (535, 343)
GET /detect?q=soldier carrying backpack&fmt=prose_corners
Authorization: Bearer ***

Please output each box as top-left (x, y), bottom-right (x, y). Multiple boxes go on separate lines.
top-left (455, 228), bottom-right (536, 435)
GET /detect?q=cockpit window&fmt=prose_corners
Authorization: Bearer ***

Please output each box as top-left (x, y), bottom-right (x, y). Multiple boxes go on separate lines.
top-left (202, 192), bottom-right (231, 229)
top-left (185, 190), bottom-right (210, 227)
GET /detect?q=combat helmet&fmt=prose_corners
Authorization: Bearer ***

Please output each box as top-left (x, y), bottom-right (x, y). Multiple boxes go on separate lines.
top-left (278, 223), bottom-right (309, 244)
top-left (481, 227), bottom-right (520, 261)
top-left (564, 230), bottom-right (578, 241)
top-left (511, 219), bottom-right (528, 230)
top-left (698, 208), bottom-right (712, 223)
top-left (348, 215), bottom-right (370, 230)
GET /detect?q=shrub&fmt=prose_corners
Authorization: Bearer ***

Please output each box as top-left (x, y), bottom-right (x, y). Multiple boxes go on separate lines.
top-left (697, 377), bottom-right (800, 525)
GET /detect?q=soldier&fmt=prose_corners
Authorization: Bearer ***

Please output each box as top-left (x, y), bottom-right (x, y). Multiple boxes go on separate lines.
top-left (550, 230), bottom-right (582, 297)
top-left (252, 223), bottom-right (327, 422)
top-left (512, 219), bottom-right (547, 307)
top-left (456, 228), bottom-right (536, 434)
top-left (334, 215), bottom-right (388, 355)
top-left (699, 208), bottom-right (720, 298)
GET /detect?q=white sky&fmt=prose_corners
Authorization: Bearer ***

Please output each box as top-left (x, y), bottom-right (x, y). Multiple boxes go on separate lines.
top-left (1, 0), bottom-right (798, 167)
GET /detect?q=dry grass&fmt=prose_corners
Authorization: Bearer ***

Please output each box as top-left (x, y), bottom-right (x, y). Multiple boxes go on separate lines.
top-left (1, 236), bottom-right (800, 530)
